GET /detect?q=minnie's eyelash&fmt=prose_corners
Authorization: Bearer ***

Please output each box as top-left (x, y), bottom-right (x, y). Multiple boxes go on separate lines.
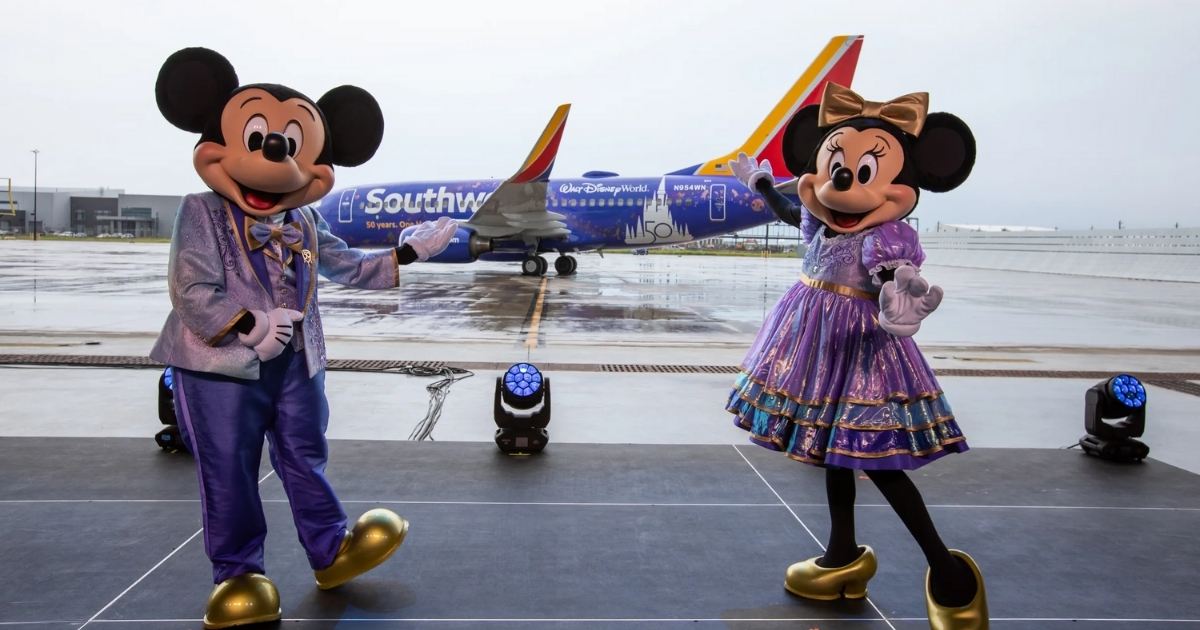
top-left (865, 142), bottom-right (887, 158)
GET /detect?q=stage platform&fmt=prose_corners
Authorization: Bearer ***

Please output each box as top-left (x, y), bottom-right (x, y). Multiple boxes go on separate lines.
top-left (2, 437), bottom-right (1198, 629)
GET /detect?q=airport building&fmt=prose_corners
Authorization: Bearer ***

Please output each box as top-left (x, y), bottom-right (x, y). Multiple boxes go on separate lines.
top-left (0, 186), bottom-right (182, 237)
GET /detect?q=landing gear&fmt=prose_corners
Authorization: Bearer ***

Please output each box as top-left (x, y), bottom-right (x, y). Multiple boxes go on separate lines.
top-left (554, 255), bottom-right (577, 276)
top-left (522, 255), bottom-right (548, 277)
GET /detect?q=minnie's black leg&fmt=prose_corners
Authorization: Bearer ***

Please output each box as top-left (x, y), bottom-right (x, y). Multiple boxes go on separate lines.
top-left (865, 469), bottom-right (977, 607)
top-left (817, 467), bottom-right (863, 568)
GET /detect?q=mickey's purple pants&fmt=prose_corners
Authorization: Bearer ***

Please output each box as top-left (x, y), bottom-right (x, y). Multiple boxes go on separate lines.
top-left (173, 346), bottom-right (348, 584)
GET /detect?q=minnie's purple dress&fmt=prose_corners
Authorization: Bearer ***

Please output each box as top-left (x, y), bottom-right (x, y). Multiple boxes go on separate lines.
top-left (726, 209), bottom-right (968, 470)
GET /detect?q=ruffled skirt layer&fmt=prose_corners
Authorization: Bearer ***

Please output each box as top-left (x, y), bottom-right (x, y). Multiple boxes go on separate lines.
top-left (726, 280), bottom-right (967, 470)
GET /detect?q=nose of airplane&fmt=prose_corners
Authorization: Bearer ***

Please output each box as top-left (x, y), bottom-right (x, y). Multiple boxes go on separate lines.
top-left (262, 132), bottom-right (290, 163)
top-left (832, 167), bottom-right (854, 192)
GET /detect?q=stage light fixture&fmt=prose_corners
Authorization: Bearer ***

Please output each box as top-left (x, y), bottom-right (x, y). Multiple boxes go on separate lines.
top-left (494, 363), bottom-right (551, 454)
top-left (155, 366), bottom-right (190, 453)
top-left (1079, 374), bottom-right (1149, 463)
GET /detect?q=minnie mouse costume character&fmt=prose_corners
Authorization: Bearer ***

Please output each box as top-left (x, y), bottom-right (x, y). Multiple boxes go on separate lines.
top-left (149, 47), bottom-right (457, 629)
top-left (726, 83), bottom-right (988, 628)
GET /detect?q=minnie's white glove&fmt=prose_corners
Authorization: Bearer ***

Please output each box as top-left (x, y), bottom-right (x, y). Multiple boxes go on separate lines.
top-left (238, 308), bottom-right (304, 362)
top-left (879, 266), bottom-right (943, 338)
top-left (728, 152), bottom-right (774, 191)
top-left (401, 216), bottom-right (458, 261)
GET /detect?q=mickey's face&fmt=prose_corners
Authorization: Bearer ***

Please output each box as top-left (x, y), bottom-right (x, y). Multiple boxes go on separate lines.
top-left (797, 127), bottom-right (917, 234)
top-left (193, 88), bottom-right (335, 217)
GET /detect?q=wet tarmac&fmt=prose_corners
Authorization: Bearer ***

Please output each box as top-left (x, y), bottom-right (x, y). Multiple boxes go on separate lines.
top-left (3, 240), bottom-right (1200, 354)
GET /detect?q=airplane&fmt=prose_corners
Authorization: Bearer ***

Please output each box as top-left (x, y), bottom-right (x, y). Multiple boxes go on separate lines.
top-left (313, 35), bottom-right (864, 276)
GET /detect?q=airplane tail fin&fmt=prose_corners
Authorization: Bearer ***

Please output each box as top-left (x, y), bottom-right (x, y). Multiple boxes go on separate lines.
top-left (690, 35), bottom-right (863, 179)
top-left (510, 104), bottom-right (571, 184)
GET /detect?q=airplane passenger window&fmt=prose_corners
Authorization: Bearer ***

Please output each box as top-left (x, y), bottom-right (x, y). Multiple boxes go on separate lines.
top-left (608, 199), bottom-right (615, 206)
top-left (588, 199), bottom-right (595, 207)
top-left (570, 199), bottom-right (577, 206)
top-left (618, 198), bottom-right (625, 206)
top-left (551, 198), bottom-right (558, 207)
top-left (686, 198), bottom-right (693, 206)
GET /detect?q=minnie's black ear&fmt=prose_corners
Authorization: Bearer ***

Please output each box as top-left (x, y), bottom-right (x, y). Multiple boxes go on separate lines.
top-left (912, 112), bottom-right (976, 192)
top-left (317, 86), bottom-right (385, 167)
top-left (156, 48), bottom-right (238, 133)
top-left (780, 104), bottom-right (825, 176)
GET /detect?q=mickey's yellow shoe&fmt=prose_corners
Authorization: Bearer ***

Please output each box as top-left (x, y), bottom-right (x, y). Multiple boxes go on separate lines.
top-left (926, 549), bottom-right (989, 630)
top-left (314, 508), bottom-right (408, 590)
top-left (203, 573), bottom-right (281, 629)
top-left (784, 545), bottom-right (877, 600)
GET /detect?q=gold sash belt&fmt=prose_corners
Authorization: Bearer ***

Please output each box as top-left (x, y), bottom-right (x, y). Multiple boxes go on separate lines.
top-left (800, 273), bottom-right (880, 301)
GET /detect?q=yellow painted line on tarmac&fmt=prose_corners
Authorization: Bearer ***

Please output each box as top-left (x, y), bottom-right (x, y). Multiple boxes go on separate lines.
top-left (524, 276), bottom-right (549, 349)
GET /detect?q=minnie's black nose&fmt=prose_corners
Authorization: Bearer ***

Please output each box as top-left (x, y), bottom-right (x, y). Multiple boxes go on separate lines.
top-left (262, 132), bottom-right (289, 163)
top-left (832, 167), bottom-right (854, 191)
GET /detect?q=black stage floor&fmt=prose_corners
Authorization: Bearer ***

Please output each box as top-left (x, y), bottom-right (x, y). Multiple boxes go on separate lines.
top-left (1, 437), bottom-right (1198, 629)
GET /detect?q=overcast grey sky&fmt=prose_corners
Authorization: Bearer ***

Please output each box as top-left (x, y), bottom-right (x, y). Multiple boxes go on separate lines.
top-left (2, 0), bottom-right (1198, 229)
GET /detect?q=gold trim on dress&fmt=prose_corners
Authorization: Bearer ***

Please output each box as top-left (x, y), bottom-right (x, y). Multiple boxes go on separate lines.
top-left (800, 273), bottom-right (880, 301)
top-left (736, 373), bottom-right (944, 407)
top-left (827, 437), bottom-right (966, 459)
top-left (206, 308), bottom-right (248, 347)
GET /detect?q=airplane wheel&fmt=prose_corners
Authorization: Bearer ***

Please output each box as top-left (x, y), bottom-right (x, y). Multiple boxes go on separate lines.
top-left (555, 255), bottom-right (577, 276)
top-left (535, 255), bottom-right (549, 276)
top-left (521, 256), bottom-right (541, 276)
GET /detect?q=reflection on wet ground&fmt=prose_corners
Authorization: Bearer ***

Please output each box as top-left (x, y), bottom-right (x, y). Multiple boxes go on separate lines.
top-left (2, 240), bottom-right (1200, 351)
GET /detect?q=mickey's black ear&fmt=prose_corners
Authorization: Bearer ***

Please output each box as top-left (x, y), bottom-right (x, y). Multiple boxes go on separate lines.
top-left (156, 48), bottom-right (238, 133)
top-left (317, 86), bottom-right (385, 167)
top-left (780, 104), bottom-right (825, 176)
top-left (912, 112), bottom-right (976, 192)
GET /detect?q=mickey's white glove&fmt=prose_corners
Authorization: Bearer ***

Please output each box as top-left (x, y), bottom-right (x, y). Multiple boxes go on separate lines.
top-left (238, 307), bottom-right (304, 362)
top-left (728, 152), bottom-right (774, 191)
top-left (400, 216), bottom-right (458, 261)
top-left (879, 266), bottom-right (943, 338)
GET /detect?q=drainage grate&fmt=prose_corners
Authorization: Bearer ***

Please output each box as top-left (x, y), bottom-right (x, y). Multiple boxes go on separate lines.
top-left (327, 359), bottom-right (445, 371)
top-left (1, 355), bottom-right (1198, 397)
top-left (1145, 379), bottom-right (1200, 398)
top-left (0, 354), bottom-right (162, 367)
top-left (600, 364), bottom-right (741, 374)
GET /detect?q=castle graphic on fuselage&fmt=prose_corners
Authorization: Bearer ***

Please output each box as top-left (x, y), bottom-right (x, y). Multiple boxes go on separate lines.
top-left (624, 178), bottom-right (693, 245)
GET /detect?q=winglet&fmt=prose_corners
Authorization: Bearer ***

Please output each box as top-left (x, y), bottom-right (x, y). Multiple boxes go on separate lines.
top-left (691, 35), bottom-right (863, 178)
top-left (511, 104), bottom-right (571, 184)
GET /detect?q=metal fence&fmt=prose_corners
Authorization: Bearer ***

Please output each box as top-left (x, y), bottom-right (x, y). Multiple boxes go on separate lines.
top-left (918, 227), bottom-right (1200, 282)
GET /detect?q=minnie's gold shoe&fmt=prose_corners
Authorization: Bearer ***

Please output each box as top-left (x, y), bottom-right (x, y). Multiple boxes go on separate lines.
top-left (784, 545), bottom-right (877, 600)
top-left (314, 508), bottom-right (408, 590)
top-left (926, 550), bottom-right (989, 630)
top-left (202, 573), bottom-right (281, 629)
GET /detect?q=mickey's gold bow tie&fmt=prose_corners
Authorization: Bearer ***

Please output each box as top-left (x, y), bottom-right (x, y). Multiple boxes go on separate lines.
top-left (818, 82), bottom-right (930, 137)
top-left (246, 218), bottom-right (304, 254)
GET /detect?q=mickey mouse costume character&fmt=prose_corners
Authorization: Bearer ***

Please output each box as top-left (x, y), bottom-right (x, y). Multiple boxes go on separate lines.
top-left (726, 83), bottom-right (988, 628)
top-left (149, 47), bottom-right (457, 628)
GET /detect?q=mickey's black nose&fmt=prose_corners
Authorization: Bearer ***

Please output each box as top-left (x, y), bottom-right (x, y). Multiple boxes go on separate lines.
top-left (261, 132), bottom-right (290, 163)
top-left (832, 167), bottom-right (854, 192)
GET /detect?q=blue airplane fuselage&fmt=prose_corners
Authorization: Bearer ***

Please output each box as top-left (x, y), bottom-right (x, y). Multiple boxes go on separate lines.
top-left (314, 174), bottom-right (790, 259)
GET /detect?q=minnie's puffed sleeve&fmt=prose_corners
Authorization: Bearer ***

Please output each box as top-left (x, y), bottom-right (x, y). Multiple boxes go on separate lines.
top-left (167, 195), bottom-right (249, 345)
top-left (862, 221), bottom-right (926, 287)
top-left (311, 209), bottom-right (401, 289)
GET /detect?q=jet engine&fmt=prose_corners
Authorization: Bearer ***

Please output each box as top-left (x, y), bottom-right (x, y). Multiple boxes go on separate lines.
top-left (400, 225), bottom-right (494, 263)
